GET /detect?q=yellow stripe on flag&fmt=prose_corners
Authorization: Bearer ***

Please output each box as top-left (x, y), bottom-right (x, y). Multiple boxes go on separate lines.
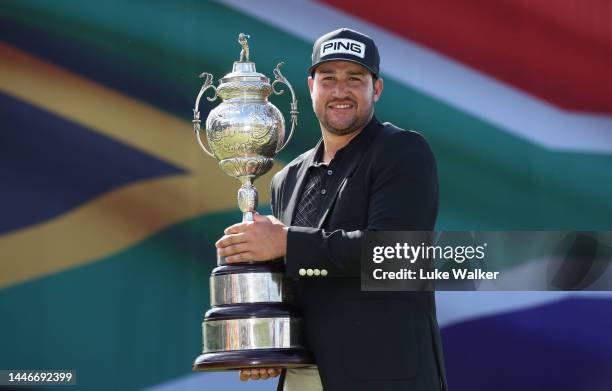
top-left (0, 42), bottom-right (281, 288)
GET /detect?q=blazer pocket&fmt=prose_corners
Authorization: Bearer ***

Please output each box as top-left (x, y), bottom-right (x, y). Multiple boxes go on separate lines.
top-left (341, 299), bottom-right (419, 380)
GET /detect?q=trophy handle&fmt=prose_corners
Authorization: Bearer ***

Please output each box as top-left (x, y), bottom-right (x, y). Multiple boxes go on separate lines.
top-left (271, 62), bottom-right (298, 153)
top-left (193, 72), bottom-right (218, 158)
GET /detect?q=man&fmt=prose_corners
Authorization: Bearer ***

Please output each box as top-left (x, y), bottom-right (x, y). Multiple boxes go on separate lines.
top-left (216, 28), bottom-right (447, 391)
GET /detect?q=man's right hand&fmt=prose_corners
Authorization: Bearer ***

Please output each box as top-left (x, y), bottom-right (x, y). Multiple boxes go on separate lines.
top-left (239, 368), bottom-right (282, 381)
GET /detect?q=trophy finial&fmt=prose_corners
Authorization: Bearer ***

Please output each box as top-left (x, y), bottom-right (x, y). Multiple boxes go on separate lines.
top-left (238, 33), bottom-right (251, 62)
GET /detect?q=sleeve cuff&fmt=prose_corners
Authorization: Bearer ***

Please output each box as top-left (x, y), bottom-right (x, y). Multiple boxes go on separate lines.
top-left (286, 226), bottom-right (323, 278)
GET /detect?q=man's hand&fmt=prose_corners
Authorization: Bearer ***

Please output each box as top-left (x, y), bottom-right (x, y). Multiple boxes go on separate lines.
top-left (216, 214), bottom-right (288, 263)
top-left (239, 368), bottom-right (282, 381)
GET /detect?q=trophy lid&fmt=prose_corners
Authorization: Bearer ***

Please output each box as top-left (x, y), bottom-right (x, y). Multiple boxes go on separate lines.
top-left (219, 61), bottom-right (269, 84)
top-left (216, 34), bottom-right (272, 100)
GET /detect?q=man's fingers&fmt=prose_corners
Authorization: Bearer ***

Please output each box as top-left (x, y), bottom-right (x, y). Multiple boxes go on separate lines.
top-left (250, 369), bottom-right (260, 380)
top-left (259, 368), bottom-right (280, 379)
top-left (225, 251), bottom-right (256, 264)
top-left (217, 243), bottom-right (248, 257)
top-left (215, 233), bottom-right (248, 249)
top-left (239, 369), bottom-right (250, 381)
top-left (239, 368), bottom-right (281, 381)
top-left (224, 222), bottom-right (248, 235)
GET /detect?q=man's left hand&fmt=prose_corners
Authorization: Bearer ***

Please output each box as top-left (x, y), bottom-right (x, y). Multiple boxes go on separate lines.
top-left (215, 214), bottom-right (288, 263)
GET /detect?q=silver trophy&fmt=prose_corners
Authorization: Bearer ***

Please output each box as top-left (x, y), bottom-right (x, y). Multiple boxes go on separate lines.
top-left (192, 34), bottom-right (314, 371)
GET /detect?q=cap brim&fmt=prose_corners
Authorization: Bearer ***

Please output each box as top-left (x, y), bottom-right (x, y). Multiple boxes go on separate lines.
top-left (308, 58), bottom-right (378, 76)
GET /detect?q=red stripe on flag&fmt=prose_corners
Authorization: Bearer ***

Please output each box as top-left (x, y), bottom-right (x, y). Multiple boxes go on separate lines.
top-left (321, 0), bottom-right (612, 114)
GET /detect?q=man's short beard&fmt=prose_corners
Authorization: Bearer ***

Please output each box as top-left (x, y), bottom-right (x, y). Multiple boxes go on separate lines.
top-left (321, 116), bottom-right (360, 135)
top-left (318, 108), bottom-right (373, 136)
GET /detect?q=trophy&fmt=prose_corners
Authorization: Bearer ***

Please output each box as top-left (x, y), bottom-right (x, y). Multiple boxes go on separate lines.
top-left (191, 34), bottom-right (314, 370)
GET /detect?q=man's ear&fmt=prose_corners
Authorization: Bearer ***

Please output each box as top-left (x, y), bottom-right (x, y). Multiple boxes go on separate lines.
top-left (308, 75), bottom-right (314, 94)
top-left (373, 77), bottom-right (384, 102)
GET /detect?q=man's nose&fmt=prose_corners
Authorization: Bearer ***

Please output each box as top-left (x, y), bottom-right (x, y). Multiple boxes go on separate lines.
top-left (331, 80), bottom-right (350, 98)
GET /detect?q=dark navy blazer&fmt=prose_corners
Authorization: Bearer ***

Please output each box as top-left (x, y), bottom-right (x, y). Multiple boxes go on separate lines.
top-left (272, 116), bottom-right (447, 391)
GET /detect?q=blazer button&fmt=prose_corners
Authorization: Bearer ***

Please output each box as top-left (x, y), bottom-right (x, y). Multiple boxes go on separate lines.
top-left (299, 268), bottom-right (306, 276)
top-left (313, 269), bottom-right (321, 276)
top-left (306, 269), bottom-right (314, 276)
top-left (321, 269), bottom-right (328, 277)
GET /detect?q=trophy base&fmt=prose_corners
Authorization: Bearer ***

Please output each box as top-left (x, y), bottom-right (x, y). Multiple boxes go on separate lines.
top-left (193, 348), bottom-right (315, 371)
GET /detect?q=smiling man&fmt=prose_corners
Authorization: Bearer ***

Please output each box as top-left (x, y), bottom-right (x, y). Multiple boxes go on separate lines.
top-left (216, 28), bottom-right (447, 391)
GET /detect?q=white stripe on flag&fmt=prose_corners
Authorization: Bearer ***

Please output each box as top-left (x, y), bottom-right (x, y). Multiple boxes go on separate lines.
top-left (436, 291), bottom-right (612, 327)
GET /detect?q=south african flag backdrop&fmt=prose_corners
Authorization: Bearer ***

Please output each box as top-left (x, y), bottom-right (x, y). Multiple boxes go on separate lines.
top-left (1, 1), bottom-right (611, 390)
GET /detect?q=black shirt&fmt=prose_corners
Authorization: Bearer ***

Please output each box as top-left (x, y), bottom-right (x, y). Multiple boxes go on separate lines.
top-left (292, 145), bottom-right (331, 227)
top-left (291, 117), bottom-right (376, 228)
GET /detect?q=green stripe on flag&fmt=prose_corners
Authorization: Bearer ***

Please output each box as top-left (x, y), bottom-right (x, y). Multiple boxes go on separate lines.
top-left (0, 210), bottom-right (241, 390)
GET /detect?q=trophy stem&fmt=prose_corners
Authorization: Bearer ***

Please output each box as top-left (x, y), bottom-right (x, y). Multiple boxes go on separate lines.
top-left (238, 177), bottom-right (257, 222)
top-left (243, 212), bottom-right (254, 222)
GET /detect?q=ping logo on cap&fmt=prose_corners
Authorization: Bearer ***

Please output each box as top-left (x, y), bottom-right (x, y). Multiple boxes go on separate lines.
top-left (320, 38), bottom-right (365, 59)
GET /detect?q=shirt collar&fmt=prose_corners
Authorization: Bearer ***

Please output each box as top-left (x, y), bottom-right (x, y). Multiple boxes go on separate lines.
top-left (309, 115), bottom-right (381, 168)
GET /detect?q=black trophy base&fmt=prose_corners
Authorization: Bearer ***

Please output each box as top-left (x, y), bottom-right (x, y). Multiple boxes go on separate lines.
top-left (193, 349), bottom-right (315, 371)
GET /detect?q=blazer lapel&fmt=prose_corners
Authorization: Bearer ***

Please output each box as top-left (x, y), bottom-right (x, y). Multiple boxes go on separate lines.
top-left (281, 140), bottom-right (320, 226)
